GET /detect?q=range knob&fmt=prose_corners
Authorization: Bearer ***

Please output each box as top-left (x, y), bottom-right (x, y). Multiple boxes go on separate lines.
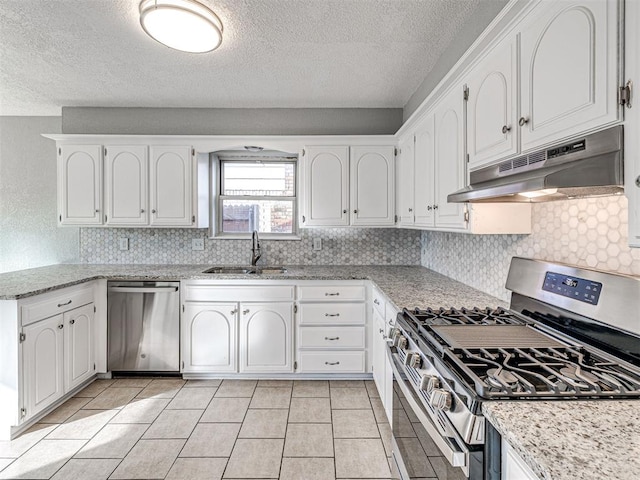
top-left (429, 389), bottom-right (453, 411)
top-left (420, 375), bottom-right (440, 393)
top-left (397, 336), bottom-right (408, 350)
top-left (409, 353), bottom-right (422, 369)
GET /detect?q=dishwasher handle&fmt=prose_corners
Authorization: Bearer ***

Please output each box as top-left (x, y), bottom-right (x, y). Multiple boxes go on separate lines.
top-left (108, 286), bottom-right (179, 294)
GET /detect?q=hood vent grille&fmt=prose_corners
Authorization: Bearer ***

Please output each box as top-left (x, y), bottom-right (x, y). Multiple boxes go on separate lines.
top-left (498, 150), bottom-right (547, 174)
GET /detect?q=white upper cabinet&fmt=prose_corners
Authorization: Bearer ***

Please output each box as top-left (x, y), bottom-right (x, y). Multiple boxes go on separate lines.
top-left (150, 146), bottom-right (193, 226)
top-left (433, 87), bottom-right (467, 229)
top-left (105, 146), bottom-right (148, 225)
top-left (397, 137), bottom-right (415, 226)
top-left (350, 146), bottom-right (395, 226)
top-left (58, 145), bottom-right (102, 225)
top-left (467, 36), bottom-right (519, 170)
top-left (413, 115), bottom-right (435, 227)
top-left (519, 0), bottom-right (619, 151)
top-left (302, 145), bottom-right (395, 227)
top-left (303, 146), bottom-right (350, 226)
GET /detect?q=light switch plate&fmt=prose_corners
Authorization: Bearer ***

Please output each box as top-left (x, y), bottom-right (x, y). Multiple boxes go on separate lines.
top-left (119, 238), bottom-right (129, 251)
top-left (312, 238), bottom-right (322, 250)
top-left (192, 238), bottom-right (205, 251)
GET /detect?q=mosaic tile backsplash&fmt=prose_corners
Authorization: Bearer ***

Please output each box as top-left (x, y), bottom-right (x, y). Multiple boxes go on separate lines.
top-left (421, 195), bottom-right (640, 301)
top-left (80, 228), bottom-right (422, 266)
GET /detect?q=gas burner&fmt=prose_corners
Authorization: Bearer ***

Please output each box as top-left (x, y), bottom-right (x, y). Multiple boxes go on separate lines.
top-left (559, 366), bottom-right (599, 384)
top-left (486, 368), bottom-right (519, 389)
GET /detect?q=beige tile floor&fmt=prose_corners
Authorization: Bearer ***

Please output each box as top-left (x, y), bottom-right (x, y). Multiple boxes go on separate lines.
top-left (0, 379), bottom-right (399, 480)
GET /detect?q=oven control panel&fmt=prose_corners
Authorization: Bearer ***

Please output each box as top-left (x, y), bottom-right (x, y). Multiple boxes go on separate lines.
top-left (542, 271), bottom-right (602, 305)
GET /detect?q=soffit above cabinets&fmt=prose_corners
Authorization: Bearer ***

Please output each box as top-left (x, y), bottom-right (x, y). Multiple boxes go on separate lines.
top-left (0, 0), bottom-right (485, 115)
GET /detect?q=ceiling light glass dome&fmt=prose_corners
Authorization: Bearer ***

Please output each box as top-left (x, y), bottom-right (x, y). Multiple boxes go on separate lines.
top-left (139, 0), bottom-right (223, 53)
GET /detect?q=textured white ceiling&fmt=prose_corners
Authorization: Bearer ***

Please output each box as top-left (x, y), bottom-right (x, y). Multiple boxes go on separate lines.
top-left (0, 0), bottom-right (482, 115)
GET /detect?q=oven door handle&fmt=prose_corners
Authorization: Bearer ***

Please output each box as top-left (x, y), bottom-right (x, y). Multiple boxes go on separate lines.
top-left (386, 344), bottom-right (469, 474)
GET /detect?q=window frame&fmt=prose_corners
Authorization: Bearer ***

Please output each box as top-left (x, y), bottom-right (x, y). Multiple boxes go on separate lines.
top-left (211, 157), bottom-right (299, 239)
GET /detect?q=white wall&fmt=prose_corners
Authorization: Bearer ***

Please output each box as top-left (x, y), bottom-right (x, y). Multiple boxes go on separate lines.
top-left (0, 116), bottom-right (78, 273)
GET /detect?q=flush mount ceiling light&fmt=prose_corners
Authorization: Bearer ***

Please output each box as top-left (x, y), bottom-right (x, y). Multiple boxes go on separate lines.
top-left (139, 0), bottom-right (223, 53)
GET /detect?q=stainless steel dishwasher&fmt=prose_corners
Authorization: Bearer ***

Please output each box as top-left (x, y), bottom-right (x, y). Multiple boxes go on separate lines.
top-left (107, 281), bottom-right (180, 372)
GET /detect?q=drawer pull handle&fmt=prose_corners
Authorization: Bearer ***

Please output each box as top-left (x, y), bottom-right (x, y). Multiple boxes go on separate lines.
top-left (325, 336), bottom-right (340, 341)
top-left (373, 299), bottom-right (380, 305)
top-left (325, 313), bottom-right (340, 317)
top-left (325, 292), bottom-right (340, 296)
top-left (57, 300), bottom-right (72, 307)
top-left (325, 361), bottom-right (340, 365)
top-left (388, 320), bottom-right (394, 326)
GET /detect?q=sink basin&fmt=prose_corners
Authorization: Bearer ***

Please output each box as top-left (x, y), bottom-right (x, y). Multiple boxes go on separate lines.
top-left (202, 266), bottom-right (287, 275)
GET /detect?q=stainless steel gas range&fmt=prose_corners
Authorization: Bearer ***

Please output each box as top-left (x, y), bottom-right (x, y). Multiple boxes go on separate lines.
top-left (387, 257), bottom-right (640, 480)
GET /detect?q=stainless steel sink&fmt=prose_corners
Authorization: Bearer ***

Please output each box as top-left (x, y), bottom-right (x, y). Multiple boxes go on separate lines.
top-left (202, 266), bottom-right (287, 275)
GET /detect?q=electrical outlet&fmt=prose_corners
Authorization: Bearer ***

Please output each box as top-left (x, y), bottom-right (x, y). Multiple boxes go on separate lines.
top-left (312, 238), bottom-right (322, 251)
top-left (192, 238), bottom-right (205, 251)
top-left (119, 238), bottom-right (129, 251)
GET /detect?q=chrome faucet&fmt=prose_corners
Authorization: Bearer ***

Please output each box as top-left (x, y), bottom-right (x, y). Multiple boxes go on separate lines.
top-left (250, 230), bottom-right (261, 266)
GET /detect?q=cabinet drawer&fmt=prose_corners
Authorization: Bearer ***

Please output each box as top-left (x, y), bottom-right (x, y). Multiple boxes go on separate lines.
top-left (299, 327), bottom-right (365, 349)
top-left (298, 351), bottom-right (365, 373)
top-left (183, 284), bottom-right (295, 302)
top-left (298, 285), bottom-right (365, 302)
top-left (21, 284), bottom-right (94, 327)
top-left (372, 287), bottom-right (385, 317)
top-left (298, 303), bottom-right (365, 325)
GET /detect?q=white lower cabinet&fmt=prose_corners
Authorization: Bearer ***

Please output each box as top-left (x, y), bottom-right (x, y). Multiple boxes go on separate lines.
top-left (240, 303), bottom-right (293, 373)
top-left (17, 284), bottom-right (97, 426)
top-left (22, 315), bottom-right (65, 418)
top-left (182, 303), bottom-right (237, 373)
top-left (502, 438), bottom-right (541, 480)
top-left (371, 287), bottom-right (395, 423)
top-left (296, 282), bottom-right (368, 374)
top-left (181, 283), bottom-right (295, 374)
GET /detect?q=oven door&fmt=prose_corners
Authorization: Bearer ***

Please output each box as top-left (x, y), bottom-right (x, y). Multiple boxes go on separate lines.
top-left (387, 344), bottom-right (480, 480)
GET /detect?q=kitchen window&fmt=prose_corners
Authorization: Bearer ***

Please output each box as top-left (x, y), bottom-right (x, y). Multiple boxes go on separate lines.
top-left (214, 158), bottom-right (298, 238)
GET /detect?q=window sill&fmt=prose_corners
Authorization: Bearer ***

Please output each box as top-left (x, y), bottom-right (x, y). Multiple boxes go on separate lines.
top-left (209, 233), bottom-right (302, 241)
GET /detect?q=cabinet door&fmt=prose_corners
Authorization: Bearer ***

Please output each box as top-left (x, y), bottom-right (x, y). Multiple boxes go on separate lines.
top-left (105, 146), bottom-right (148, 225)
top-left (433, 88), bottom-right (467, 229)
top-left (520, 0), bottom-right (619, 151)
top-left (182, 303), bottom-right (237, 373)
top-left (397, 137), bottom-right (414, 226)
top-left (150, 146), bottom-right (193, 226)
top-left (350, 146), bottom-right (395, 226)
top-left (239, 303), bottom-right (293, 373)
top-left (65, 303), bottom-right (95, 391)
top-left (58, 145), bottom-right (102, 225)
top-left (303, 146), bottom-right (350, 226)
top-left (23, 315), bottom-right (64, 419)
top-left (414, 115), bottom-right (436, 227)
top-left (467, 36), bottom-right (518, 169)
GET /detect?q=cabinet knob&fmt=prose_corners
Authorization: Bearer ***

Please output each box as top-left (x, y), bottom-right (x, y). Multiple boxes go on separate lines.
top-left (373, 299), bottom-right (380, 305)
top-left (353, 209), bottom-right (358, 214)
top-left (152, 209), bottom-right (157, 214)
top-left (230, 309), bottom-right (237, 315)
top-left (379, 328), bottom-right (384, 334)
top-left (141, 209), bottom-right (145, 213)
top-left (518, 116), bottom-right (529, 127)
top-left (408, 208), bottom-right (413, 212)
top-left (427, 205), bottom-right (432, 211)
top-left (242, 309), bottom-right (250, 315)
top-left (95, 209), bottom-right (99, 213)
top-left (502, 125), bottom-right (511, 134)
top-left (69, 319), bottom-right (75, 325)
top-left (58, 324), bottom-right (64, 329)
top-left (343, 209), bottom-right (347, 214)
top-left (636, 175), bottom-right (640, 188)
top-left (433, 205), bottom-right (438, 210)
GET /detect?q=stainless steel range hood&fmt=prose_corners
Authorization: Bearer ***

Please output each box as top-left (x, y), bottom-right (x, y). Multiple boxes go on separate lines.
top-left (448, 126), bottom-right (624, 203)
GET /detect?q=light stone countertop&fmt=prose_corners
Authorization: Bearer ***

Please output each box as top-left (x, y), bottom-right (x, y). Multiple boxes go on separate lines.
top-left (0, 264), bottom-right (507, 309)
top-left (483, 401), bottom-right (640, 480)
top-left (4, 263), bottom-right (637, 479)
